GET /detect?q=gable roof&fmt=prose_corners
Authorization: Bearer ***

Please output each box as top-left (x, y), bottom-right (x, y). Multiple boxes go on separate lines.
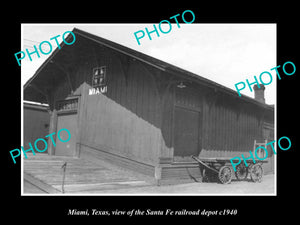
top-left (24, 27), bottom-right (274, 110)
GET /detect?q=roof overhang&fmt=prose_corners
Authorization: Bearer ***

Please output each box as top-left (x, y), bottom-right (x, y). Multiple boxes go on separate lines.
top-left (23, 28), bottom-right (274, 112)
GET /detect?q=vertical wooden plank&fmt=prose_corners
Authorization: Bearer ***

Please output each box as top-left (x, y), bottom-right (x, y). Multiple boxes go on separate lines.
top-left (242, 110), bottom-right (245, 150)
top-left (119, 60), bottom-right (126, 107)
top-left (239, 112), bottom-right (243, 151)
top-left (143, 74), bottom-right (150, 161)
top-left (215, 103), bottom-right (219, 156)
top-left (215, 103), bottom-right (219, 151)
top-left (141, 70), bottom-right (147, 121)
top-left (206, 103), bottom-right (213, 150)
top-left (247, 113), bottom-right (251, 150)
top-left (129, 64), bottom-right (136, 112)
top-left (244, 111), bottom-right (248, 151)
top-left (154, 76), bottom-right (160, 130)
top-left (228, 107), bottom-right (232, 154)
top-left (232, 108), bottom-right (235, 152)
top-left (214, 103), bottom-right (218, 156)
top-left (216, 103), bottom-right (220, 153)
top-left (135, 65), bottom-right (142, 159)
top-left (47, 109), bottom-right (57, 155)
top-left (247, 112), bottom-right (250, 151)
top-left (220, 104), bottom-right (225, 153)
top-left (110, 57), bottom-right (116, 102)
top-left (132, 65), bottom-right (138, 114)
top-left (206, 101), bottom-right (210, 152)
top-left (136, 66), bottom-right (142, 118)
top-left (225, 106), bottom-right (229, 151)
top-left (142, 67), bottom-right (149, 121)
top-left (222, 104), bottom-right (225, 153)
top-left (222, 105), bottom-right (226, 152)
top-left (203, 99), bottom-right (206, 152)
top-left (205, 100), bottom-right (210, 151)
top-left (236, 110), bottom-right (239, 152)
top-left (113, 57), bottom-right (120, 104)
top-left (201, 99), bottom-right (206, 151)
top-left (149, 72), bottom-right (156, 127)
top-left (235, 108), bottom-right (238, 152)
top-left (223, 105), bottom-right (227, 152)
top-left (228, 107), bottom-right (231, 152)
top-left (243, 113), bottom-right (248, 150)
top-left (251, 114), bottom-right (255, 144)
top-left (148, 70), bottom-right (154, 124)
top-left (241, 111), bottom-right (245, 150)
top-left (211, 103), bottom-right (215, 152)
top-left (237, 108), bottom-right (240, 152)
top-left (117, 59), bottom-right (124, 106)
top-left (121, 58), bottom-right (129, 111)
top-left (247, 112), bottom-right (252, 150)
top-left (217, 104), bottom-right (221, 152)
top-left (138, 71), bottom-right (145, 159)
top-left (240, 107), bottom-right (243, 152)
top-left (208, 101), bottom-right (212, 151)
top-left (126, 59), bottom-right (132, 111)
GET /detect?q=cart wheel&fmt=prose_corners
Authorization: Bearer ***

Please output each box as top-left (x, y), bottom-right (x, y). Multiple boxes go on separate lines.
top-left (218, 166), bottom-right (232, 184)
top-left (250, 164), bottom-right (263, 183)
top-left (235, 164), bottom-right (248, 180)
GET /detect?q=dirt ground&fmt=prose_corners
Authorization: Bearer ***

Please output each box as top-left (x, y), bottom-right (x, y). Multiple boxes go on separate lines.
top-left (75, 174), bottom-right (275, 195)
top-left (24, 174), bottom-right (275, 195)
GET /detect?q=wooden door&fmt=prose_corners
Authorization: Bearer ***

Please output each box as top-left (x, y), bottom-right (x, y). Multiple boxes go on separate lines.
top-left (55, 112), bottom-right (77, 156)
top-left (173, 106), bottom-right (201, 159)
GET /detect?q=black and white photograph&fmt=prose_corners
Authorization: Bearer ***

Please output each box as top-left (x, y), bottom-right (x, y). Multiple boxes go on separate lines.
top-left (21, 24), bottom-right (276, 195)
top-left (3, 6), bottom-right (298, 224)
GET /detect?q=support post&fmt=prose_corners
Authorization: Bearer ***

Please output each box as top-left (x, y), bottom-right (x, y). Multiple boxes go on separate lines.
top-left (47, 108), bottom-right (57, 155)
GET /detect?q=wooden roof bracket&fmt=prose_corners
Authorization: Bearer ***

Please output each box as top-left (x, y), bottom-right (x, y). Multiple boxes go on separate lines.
top-left (51, 61), bottom-right (74, 94)
top-left (27, 83), bottom-right (51, 106)
top-left (27, 83), bottom-right (48, 98)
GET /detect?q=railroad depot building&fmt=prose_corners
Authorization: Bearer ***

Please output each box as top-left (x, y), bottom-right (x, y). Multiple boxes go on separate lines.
top-left (24, 28), bottom-right (274, 182)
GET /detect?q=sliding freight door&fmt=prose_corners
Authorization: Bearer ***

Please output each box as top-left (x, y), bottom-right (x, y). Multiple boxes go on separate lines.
top-left (173, 106), bottom-right (201, 159)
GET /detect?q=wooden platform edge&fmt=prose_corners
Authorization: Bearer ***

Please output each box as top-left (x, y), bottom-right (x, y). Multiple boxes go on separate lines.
top-left (24, 172), bottom-right (62, 194)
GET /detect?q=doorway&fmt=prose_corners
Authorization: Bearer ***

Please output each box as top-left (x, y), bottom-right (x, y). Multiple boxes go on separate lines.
top-left (55, 112), bottom-right (77, 156)
top-left (173, 106), bottom-right (201, 160)
top-left (54, 97), bottom-right (79, 157)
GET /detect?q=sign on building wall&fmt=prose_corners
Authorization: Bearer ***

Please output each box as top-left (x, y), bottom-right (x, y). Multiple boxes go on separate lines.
top-left (89, 66), bottom-right (108, 95)
top-left (56, 98), bottom-right (78, 112)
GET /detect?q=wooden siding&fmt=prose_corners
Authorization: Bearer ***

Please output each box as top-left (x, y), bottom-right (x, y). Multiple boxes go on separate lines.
top-left (73, 43), bottom-right (162, 166)
top-left (162, 84), bottom-right (270, 159)
top-left (201, 92), bottom-right (265, 157)
top-left (45, 37), bottom-right (274, 179)
top-left (25, 29), bottom-right (275, 180)
top-left (23, 103), bottom-right (50, 151)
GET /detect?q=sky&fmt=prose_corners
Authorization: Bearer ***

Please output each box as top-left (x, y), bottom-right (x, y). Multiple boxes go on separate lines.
top-left (21, 23), bottom-right (276, 104)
